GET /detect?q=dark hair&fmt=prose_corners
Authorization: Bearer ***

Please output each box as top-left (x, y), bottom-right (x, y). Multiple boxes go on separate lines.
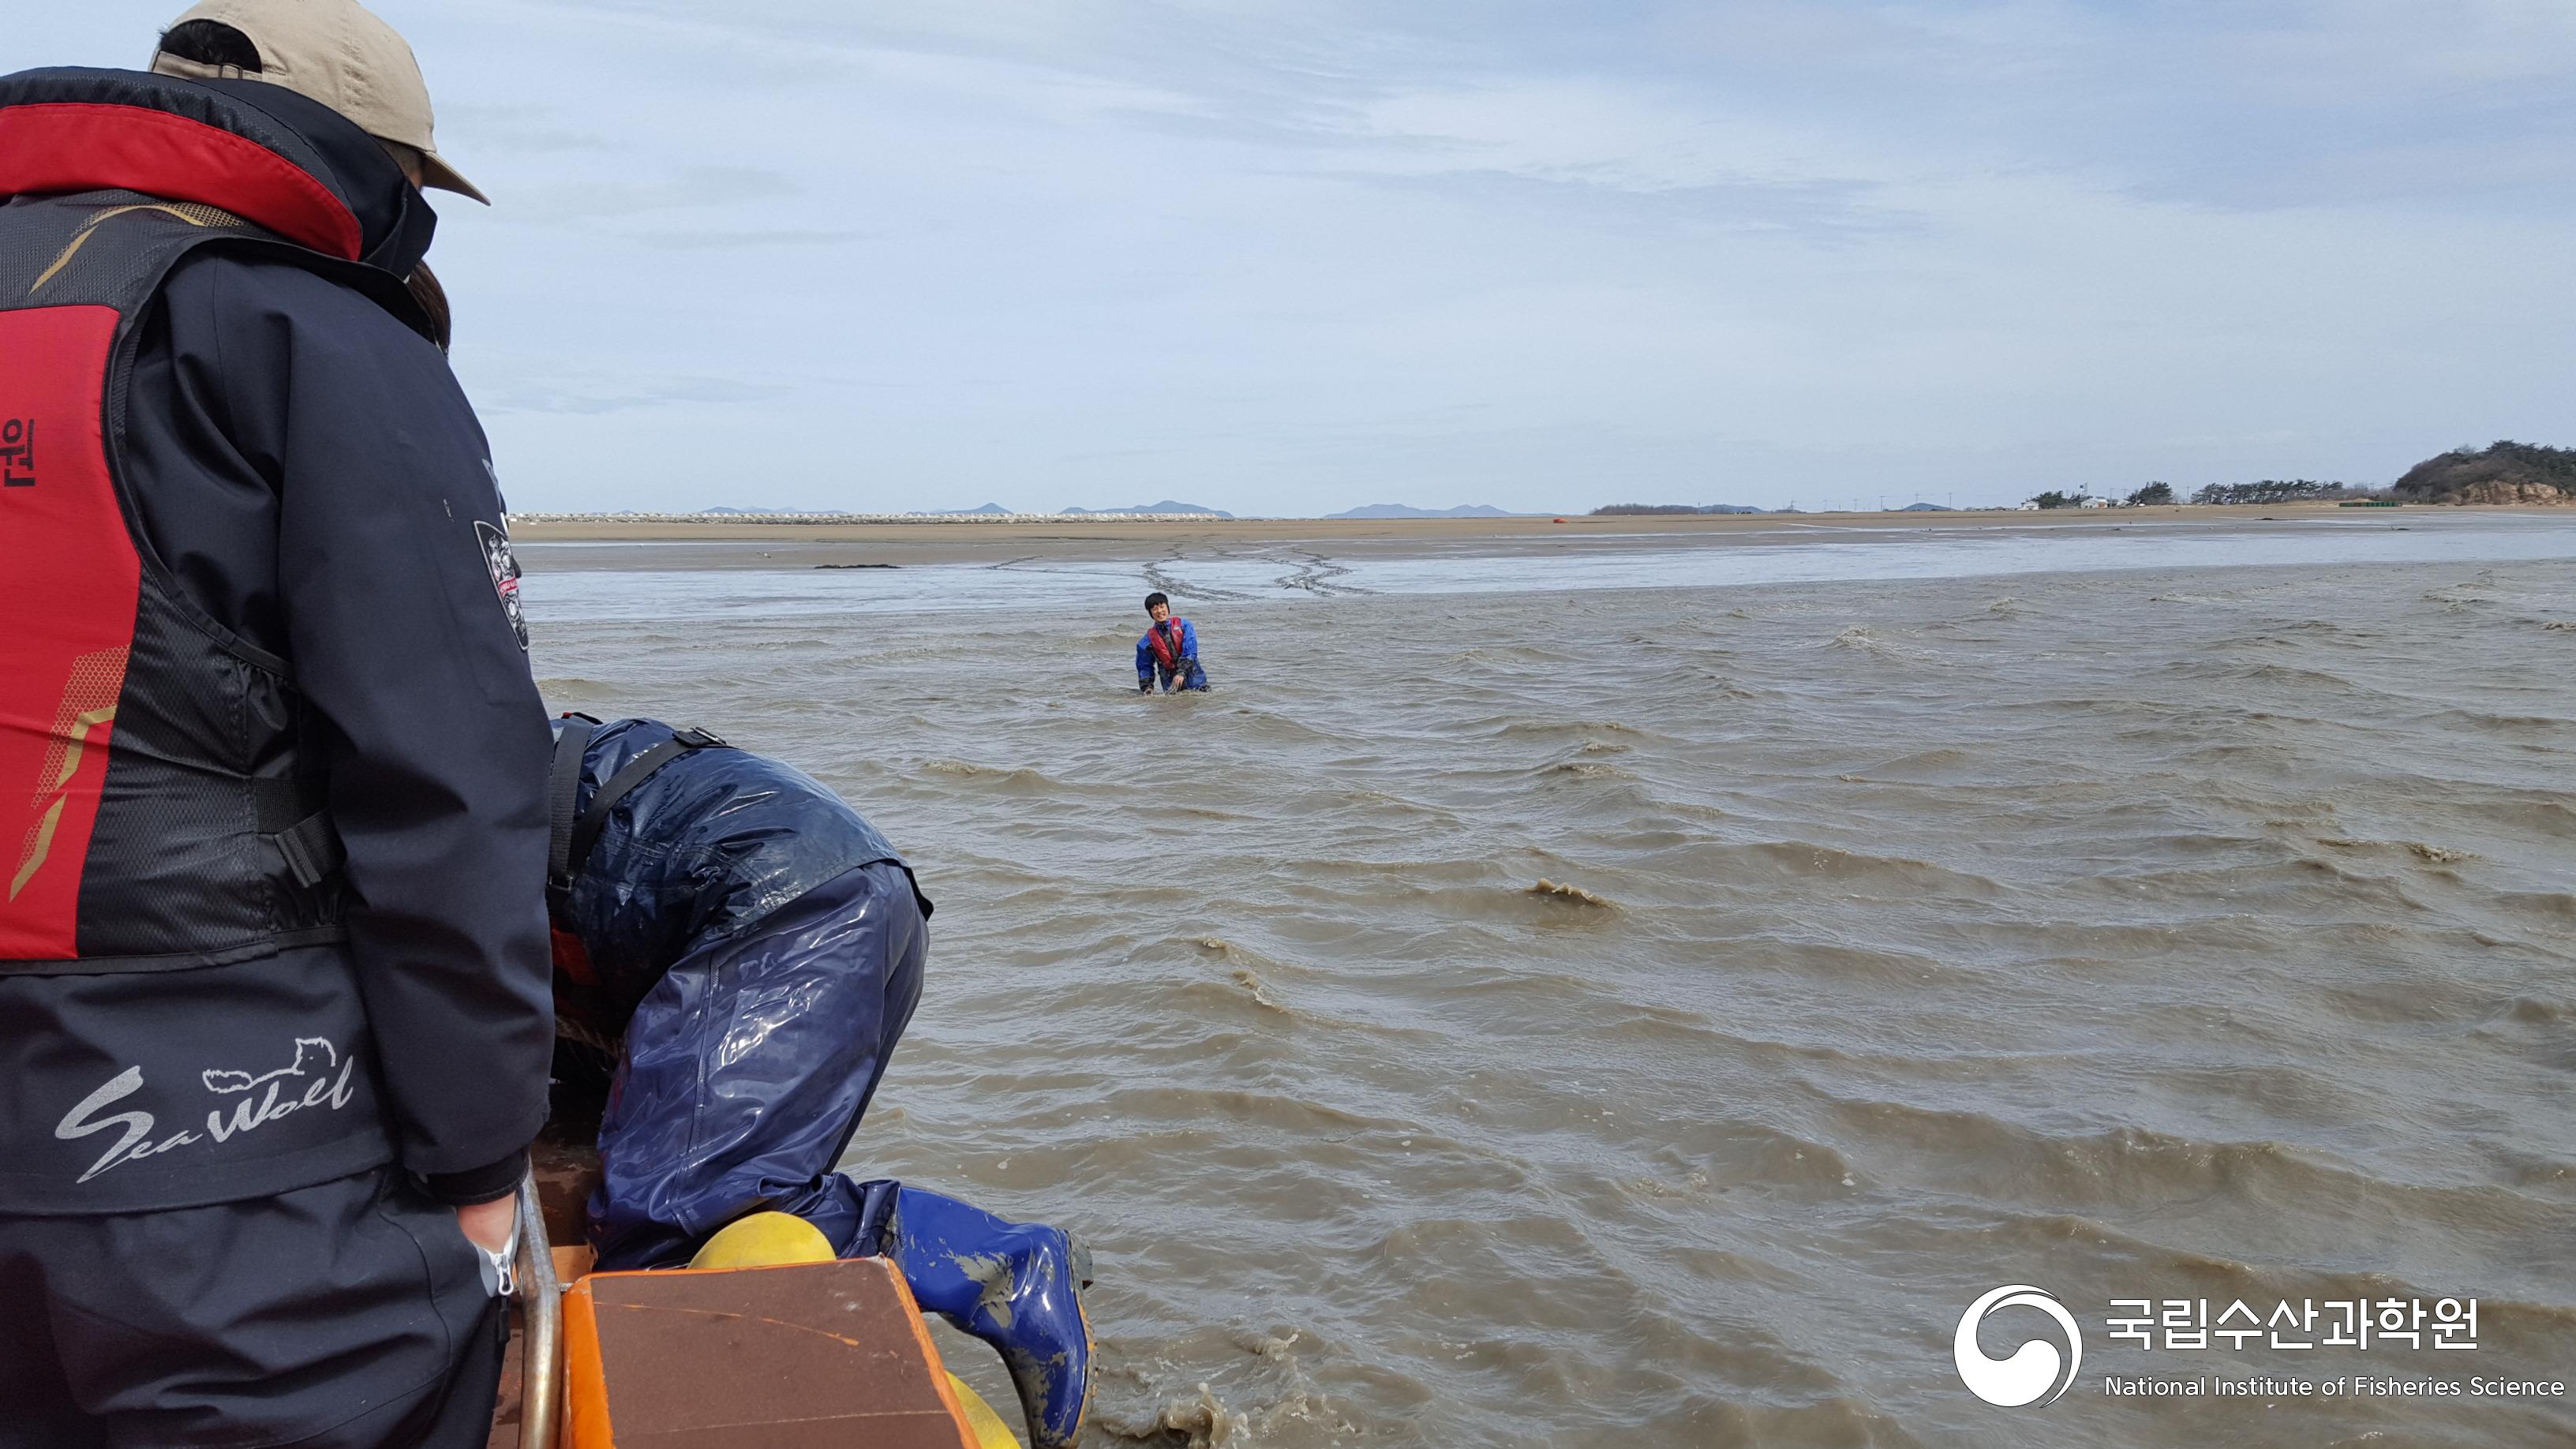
top-left (1144, 592), bottom-right (1170, 613)
top-left (159, 19), bottom-right (263, 71)
top-left (405, 263), bottom-right (452, 351)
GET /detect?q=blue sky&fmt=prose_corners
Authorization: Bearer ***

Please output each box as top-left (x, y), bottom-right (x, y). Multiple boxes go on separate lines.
top-left (32, 2), bottom-right (2576, 514)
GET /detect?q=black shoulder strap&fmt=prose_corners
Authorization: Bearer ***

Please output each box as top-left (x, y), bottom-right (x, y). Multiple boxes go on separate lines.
top-left (558, 726), bottom-right (729, 894)
top-left (545, 717), bottom-right (598, 903)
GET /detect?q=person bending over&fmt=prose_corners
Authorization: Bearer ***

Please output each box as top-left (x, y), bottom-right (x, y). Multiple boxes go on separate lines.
top-left (544, 716), bottom-right (1092, 1449)
top-left (1136, 591), bottom-right (1210, 691)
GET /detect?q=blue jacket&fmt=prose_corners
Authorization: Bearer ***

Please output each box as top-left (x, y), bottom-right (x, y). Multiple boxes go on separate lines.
top-left (1136, 616), bottom-right (1201, 687)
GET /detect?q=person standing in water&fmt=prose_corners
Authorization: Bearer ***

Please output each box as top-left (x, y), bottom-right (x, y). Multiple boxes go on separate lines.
top-left (1136, 592), bottom-right (1210, 692)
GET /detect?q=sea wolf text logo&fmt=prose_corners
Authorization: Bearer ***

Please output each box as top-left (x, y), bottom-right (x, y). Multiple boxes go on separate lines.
top-left (56, 1035), bottom-right (358, 1185)
top-left (1955, 1285), bottom-right (2083, 1407)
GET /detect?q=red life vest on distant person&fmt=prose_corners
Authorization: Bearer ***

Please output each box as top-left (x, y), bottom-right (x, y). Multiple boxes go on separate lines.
top-left (1147, 618), bottom-right (1189, 672)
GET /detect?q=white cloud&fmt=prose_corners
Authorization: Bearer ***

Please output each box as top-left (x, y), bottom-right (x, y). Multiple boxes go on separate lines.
top-left (18, 0), bottom-right (2574, 512)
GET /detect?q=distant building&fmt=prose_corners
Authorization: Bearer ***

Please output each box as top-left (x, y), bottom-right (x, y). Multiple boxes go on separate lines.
top-left (2079, 496), bottom-right (2111, 508)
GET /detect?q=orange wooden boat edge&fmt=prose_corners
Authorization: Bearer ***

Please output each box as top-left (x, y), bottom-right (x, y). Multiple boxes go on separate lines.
top-left (556, 1256), bottom-right (978, 1449)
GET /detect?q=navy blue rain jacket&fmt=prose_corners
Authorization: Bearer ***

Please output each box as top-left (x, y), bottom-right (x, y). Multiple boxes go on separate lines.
top-left (545, 719), bottom-right (932, 1267)
top-left (0, 75), bottom-right (550, 1211)
top-left (549, 718), bottom-right (927, 1039)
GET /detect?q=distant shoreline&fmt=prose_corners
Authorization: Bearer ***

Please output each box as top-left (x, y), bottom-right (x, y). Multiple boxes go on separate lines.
top-left (505, 502), bottom-right (2563, 572)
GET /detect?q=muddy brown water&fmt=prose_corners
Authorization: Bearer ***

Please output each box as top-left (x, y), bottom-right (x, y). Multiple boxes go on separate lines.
top-left (522, 528), bottom-right (2574, 1447)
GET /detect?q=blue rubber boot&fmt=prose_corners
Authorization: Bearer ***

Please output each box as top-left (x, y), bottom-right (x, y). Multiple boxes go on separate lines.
top-left (880, 1185), bottom-right (1094, 1449)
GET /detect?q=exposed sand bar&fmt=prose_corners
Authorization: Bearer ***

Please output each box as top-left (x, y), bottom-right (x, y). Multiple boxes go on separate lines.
top-left (511, 503), bottom-right (2533, 571)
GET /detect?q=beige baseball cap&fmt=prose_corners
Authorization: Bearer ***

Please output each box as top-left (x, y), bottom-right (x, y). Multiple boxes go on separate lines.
top-left (149, 0), bottom-right (488, 204)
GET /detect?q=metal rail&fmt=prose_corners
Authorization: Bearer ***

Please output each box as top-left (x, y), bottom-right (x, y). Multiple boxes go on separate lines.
top-left (515, 1170), bottom-right (565, 1449)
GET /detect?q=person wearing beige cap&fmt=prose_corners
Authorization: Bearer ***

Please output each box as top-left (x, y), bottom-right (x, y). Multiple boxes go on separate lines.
top-left (150, 0), bottom-right (489, 203)
top-left (0, 6), bottom-right (549, 1448)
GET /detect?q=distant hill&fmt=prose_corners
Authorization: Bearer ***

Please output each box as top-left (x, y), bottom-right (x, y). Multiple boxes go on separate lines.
top-left (2392, 440), bottom-right (2576, 504)
top-left (1900, 502), bottom-right (1953, 511)
top-left (1329, 503), bottom-right (1510, 519)
top-left (908, 503), bottom-right (1012, 515)
top-left (1589, 504), bottom-right (1765, 516)
top-left (1327, 503), bottom-right (1521, 519)
top-left (1061, 500), bottom-right (1233, 517)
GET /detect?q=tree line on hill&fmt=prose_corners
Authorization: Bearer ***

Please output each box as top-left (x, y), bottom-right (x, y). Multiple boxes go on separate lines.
top-left (1578, 441), bottom-right (2570, 516)
top-left (2027, 479), bottom-right (2354, 508)
top-left (2390, 440), bottom-right (2575, 504)
top-left (2033, 442), bottom-right (2571, 508)
top-left (2188, 479), bottom-right (2357, 505)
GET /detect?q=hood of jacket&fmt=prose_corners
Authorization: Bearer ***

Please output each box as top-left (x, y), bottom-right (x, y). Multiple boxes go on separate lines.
top-left (0, 65), bottom-right (436, 280)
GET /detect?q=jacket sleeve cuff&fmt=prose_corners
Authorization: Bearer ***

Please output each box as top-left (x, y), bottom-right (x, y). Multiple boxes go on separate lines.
top-left (421, 1149), bottom-right (528, 1206)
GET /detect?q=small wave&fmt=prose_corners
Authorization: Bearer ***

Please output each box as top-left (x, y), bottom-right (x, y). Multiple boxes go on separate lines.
top-left (1193, 937), bottom-right (1303, 977)
top-left (1489, 718), bottom-right (1645, 741)
top-left (1840, 747), bottom-right (1978, 782)
top-left (1823, 624), bottom-right (1934, 660)
top-left (1986, 596), bottom-right (2034, 616)
top-left (1331, 788), bottom-right (1462, 822)
top-left (1526, 878), bottom-right (1616, 908)
top-left (2225, 661), bottom-right (2363, 690)
top-left (2424, 706), bottom-right (2576, 734)
top-left (1230, 967), bottom-right (1289, 1012)
top-left (2497, 996), bottom-right (2566, 1027)
top-left (920, 758), bottom-right (1063, 789)
top-left (2422, 582), bottom-right (2499, 605)
top-left (2313, 837), bottom-right (2476, 864)
top-left (1618, 1168), bottom-right (1713, 1200)
top-left (1227, 1327), bottom-right (1305, 1363)
top-left (1718, 840), bottom-right (2004, 897)
top-left (535, 677), bottom-right (623, 697)
top-left (2479, 793), bottom-right (2576, 839)
top-left (2492, 890), bottom-right (2576, 923)
top-left (1098, 1383), bottom-right (1244, 1447)
top-left (1689, 672), bottom-right (1779, 699)
top-left (1543, 761), bottom-right (1636, 780)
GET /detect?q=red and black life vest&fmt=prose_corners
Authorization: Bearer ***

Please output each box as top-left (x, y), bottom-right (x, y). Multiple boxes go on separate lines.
top-left (0, 69), bottom-right (432, 972)
top-left (1147, 618), bottom-right (1188, 671)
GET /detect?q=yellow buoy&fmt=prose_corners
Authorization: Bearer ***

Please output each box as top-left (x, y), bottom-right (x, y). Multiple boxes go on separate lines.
top-left (948, 1372), bottom-right (1024, 1448)
top-left (680, 1212), bottom-right (1023, 1444)
top-left (687, 1211), bottom-right (836, 1268)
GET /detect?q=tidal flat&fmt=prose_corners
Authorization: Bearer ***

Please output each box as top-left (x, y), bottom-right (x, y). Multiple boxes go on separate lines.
top-left (521, 511), bottom-right (2576, 1447)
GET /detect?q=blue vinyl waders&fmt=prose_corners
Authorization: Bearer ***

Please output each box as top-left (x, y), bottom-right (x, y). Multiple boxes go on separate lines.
top-left (549, 718), bottom-right (1095, 1447)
